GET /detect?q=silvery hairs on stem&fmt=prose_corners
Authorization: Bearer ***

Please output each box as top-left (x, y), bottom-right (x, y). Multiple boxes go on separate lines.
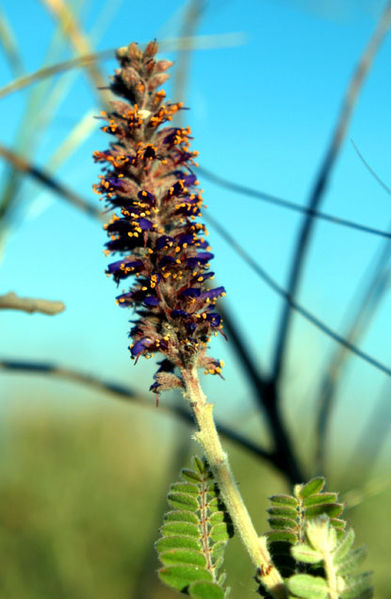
top-left (93, 40), bottom-right (226, 396)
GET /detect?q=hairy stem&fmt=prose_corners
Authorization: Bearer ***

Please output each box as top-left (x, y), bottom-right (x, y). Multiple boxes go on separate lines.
top-left (181, 366), bottom-right (287, 599)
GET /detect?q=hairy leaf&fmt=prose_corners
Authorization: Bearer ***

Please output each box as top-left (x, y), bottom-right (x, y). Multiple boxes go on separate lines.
top-left (156, 457), bottom-right (233, 597)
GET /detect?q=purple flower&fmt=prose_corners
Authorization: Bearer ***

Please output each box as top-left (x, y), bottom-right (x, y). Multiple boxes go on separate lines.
top-left (94, 40), bottom-right (225, 393)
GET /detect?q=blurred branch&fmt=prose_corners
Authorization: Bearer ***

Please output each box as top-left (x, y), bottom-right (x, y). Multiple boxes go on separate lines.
top-left (0, 292), bottom-right (65, 315)
top-left (352, 139), bottom-right (391, 195)
top-left (315, 243), bottom-right (391, 474)
top-left (41, 0), bottom-right (110, 108)
top-left (0, 143), bottom-right (101, 219)
top-left (46, 109), bottom-right (97, 172)
top-left (197, 165), bottom-right (391, 241)
top-left (0, 34), bottom-right (245, 101)
top-left (0, 358), bottom-right (276, 466)
top-left (172, 0), bottom-right (207, 124)
top-left (271, 1), bottom-right (391, 383)
top-left (0, 6), bottom-right (25, 76)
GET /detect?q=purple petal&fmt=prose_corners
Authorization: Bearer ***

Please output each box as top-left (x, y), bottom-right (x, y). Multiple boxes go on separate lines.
top-left (144, 296), bottom-right (159, 306)
top-left (180, 288), bottom-right (201, 297)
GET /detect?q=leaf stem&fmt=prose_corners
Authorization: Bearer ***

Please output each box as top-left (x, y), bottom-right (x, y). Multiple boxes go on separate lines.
top-left (181, 365), bottom-right (287, 599)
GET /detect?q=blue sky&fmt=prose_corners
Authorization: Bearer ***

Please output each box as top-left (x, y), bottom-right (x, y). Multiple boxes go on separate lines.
top-left (1, 0), bottom-right (391, 464)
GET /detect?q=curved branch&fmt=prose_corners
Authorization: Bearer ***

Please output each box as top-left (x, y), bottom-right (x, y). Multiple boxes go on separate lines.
top-left (271, 2), bottom-right (391, 383)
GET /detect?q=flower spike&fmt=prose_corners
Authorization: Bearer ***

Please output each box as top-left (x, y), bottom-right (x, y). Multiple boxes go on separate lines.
top-left (94, 41), bottom-right (226, 393)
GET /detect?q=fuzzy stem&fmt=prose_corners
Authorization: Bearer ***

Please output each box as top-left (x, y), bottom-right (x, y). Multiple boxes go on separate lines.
top-left (323, 550), bottom-right (339, 599)
top-left (181, 365), bottom-right (287, 599)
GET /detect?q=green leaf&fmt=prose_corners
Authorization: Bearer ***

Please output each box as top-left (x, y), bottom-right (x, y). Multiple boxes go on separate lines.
top-left (156, 535), bottom-right (201, 553)
top-left (182, 468), bottom-right (203, 483)
top-left (159, 565), bottom-right (213, 592)
top-left (337, 547), bottom-right (368, 576)
top-left (333, 529), bottom-right (355, 563)
top-left (157, 457), bottom-right (232, 598)
top-left (209, 511), bottom-right (226, 525)
top-left (193, 456), bottom-right (209, 476)
top-left (189, 580), bottom-right (226, 599)
top-left (211, 540), bottom-right (227, 560)
top-left (160, 549), bottom-right (207, 567)
top-left (330, 518), bottom-right (346, 531)
top-left (267, 506), bottom-right (298, 519)
top-left (303, 493), bottom-right (338, 507)
top-left (165, 510), bottom-right (199, 525)
top-left (171, 482), bottom-right (200, 495)
top-left (340, 572), bottom-right (373, 599)
top-left (296, 478), bottom-right (326, 499)
top-left (269, 516), bottom-right (297, 530)
top-left (291, 543), bottom-right (322, 564)
top-left (270, 494), bottom-right (298, 507)
top-left (267, 530), bottom-right (297, 544)
top-left (162, 521), bottom-right (200, 538)
top-left (210, 523), bottom-right (231, 542)
top-left (168, 491), bottom-right (199, 511)
top-left (305, 503), bottom-right (343, 519)
top-left (288, 574), bottom-right (328, 599)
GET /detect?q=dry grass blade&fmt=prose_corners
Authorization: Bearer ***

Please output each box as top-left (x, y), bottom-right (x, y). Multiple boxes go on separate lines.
top-left (0, 49), bottom-right (113, 101)
top-left (0, 34), bottom-right (245, 101)
top-left (172, 0), bottom-right (207, 124)
top-left (271, 0), bottom-right (391, 382)
top-left (0, 292), bottom-right (65, 315)
top-left (40, 0), bottom-right (110, 107)
top-left (0, 143), bottom-right (101, 218)
top-left (46, 109), bottom-right (97, 172)
top-left (0, 6), bottom-right (24, 76)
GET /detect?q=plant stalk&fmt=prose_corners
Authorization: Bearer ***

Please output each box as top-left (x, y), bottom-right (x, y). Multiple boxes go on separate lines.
top-left (181, 366), bottom-right (287, 599)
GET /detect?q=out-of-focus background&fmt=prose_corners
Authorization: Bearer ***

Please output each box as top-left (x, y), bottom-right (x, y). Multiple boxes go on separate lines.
top-left (0, 0), bottom-right (391, 597)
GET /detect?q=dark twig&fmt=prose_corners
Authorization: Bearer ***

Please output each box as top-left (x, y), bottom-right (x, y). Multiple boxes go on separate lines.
top-left (315, 140), bottom-right (391, 474)
top-left (206, 211), bottom-right (391, 378)
top-left (351, 139), bottom-right (391, 196)
top-left (0, 143), bottom-right (101, 219)
top-left (0, 292), bottom-right (65, 315)
top-left (315, 246), bottom-right (391, 474)
top-left (197, 165), bottom-right (391, 241)
top-left (271, 2), bottom-right (391, 383)
top-left (0, 358), bottom-right (275, 466)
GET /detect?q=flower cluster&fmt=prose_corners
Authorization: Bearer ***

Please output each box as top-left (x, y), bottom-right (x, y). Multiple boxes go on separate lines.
top-left (93, 41), bottom-right (225, 393)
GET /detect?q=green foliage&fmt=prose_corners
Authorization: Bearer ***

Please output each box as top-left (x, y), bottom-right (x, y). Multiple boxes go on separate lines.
top-left (257, 478), bottom-right (372, 599)
top-left (156, 457), bottom-right (233, 599)
top-left (266, 477), bottom-right (344, 579)
top-left (289, 516), bottom-right (372, 599)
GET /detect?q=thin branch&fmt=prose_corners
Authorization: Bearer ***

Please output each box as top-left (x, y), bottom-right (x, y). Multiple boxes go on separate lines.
top-left (0, 6), bottom-right (25, 77)
top-left (205, 211), bottom-right (391, 378)
top-left (197, 165), bottom-right (391, 241)
top-left (315, 248), bottom-right (391, 474)
top-left (0, 292), bottom-right (65, 315)
top-left (0, 143), bottom-right (101, 218)
top-left (0, 358), bottom-right (275, 466)
top-left (271, 2), bottom-right (391, 383)
top-left (352, 139), bottom-right (391, 195)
